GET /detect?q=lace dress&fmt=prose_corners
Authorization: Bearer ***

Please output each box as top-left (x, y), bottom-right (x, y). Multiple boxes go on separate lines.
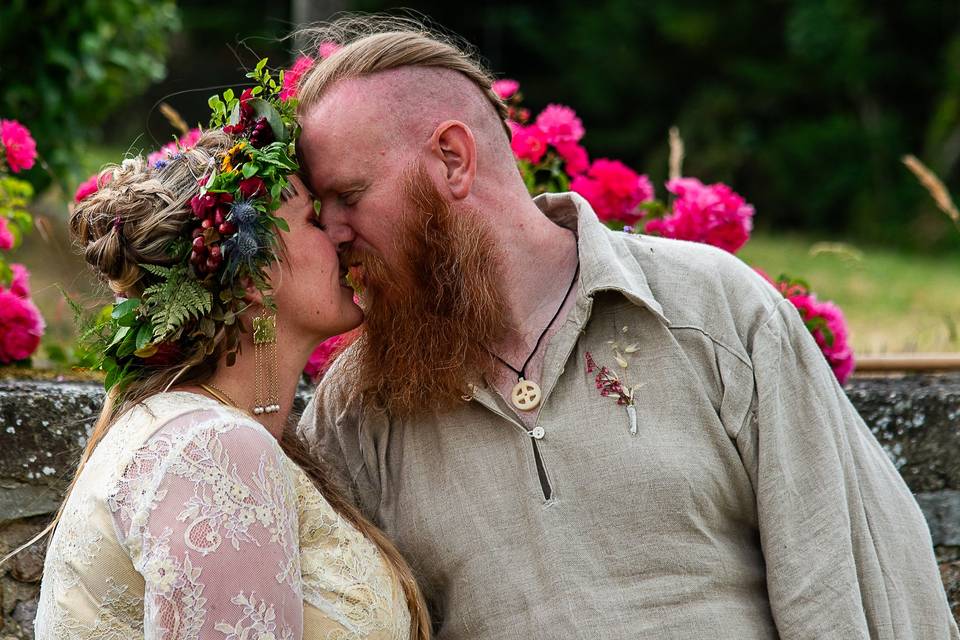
top-left (34, 391), bottom-right (410, 640)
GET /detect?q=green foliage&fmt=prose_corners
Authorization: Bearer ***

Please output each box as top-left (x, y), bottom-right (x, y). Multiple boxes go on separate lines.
top-left (140, 264), bottom-right (213, 339)
top-left (0, 0), bottom-right (181, 186)
top-left (0, 177), bottom-right (34, 250)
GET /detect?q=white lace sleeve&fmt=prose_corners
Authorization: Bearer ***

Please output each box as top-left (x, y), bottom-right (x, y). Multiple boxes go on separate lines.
top-left (109, 408), bottom-right (303, 639)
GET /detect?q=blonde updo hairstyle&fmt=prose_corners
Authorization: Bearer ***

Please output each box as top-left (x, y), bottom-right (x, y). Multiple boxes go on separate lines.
top-left (72, 129), bottom-right (233, 298)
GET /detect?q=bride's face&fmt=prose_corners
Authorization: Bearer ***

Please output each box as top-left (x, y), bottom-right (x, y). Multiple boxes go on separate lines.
top-left (269, 175), bottom-right (363, 341)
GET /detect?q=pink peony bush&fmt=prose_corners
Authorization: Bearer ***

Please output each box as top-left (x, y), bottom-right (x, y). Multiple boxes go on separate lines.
top-left (758, 272), bottom-right (855, 383)
top-left (492, 79), bottom-right (520, 100)
top-left (280, 55), bottom-right (315, 100)
top-left (571, 159), bottom-right (654, 225)
top-left (644, 177), bottom-right (754, 253)
top-left (147, 128), bottom-right (202, 169)
top-left (535, 104), bottom-right (585, 145)
top-left (0, 118), bottom-right (44, 363)
top-left (0, 120), bottom-right (37, 174)
top-left (0, 265), bottom-right (44, 363)
top-left (304, 333), bottom-right (353, 383)
top-left (0, 218), bottom-right (14, 251)
top-left (279, 42), bottom-right (342, 102)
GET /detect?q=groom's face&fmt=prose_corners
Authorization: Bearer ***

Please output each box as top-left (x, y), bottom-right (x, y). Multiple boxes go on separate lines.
top-left (299, 89), bottom-right (414, 273)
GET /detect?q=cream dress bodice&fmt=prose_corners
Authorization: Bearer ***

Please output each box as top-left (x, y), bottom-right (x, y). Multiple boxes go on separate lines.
top-left (34, 392), bottom-right (410, 640)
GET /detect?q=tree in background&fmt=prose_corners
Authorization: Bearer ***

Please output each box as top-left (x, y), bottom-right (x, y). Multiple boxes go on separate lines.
top-left (0, 0), bottom-right (181, 187)
top-left (354, 0), bottom-right (960, 252)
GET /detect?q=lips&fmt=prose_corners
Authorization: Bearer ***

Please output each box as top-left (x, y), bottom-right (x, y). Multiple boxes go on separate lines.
top-left (337, 258), bottom-right (365, 292)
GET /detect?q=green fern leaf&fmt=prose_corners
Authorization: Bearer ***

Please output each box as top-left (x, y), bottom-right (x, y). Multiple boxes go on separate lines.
top-left (140, 265), bottom-right (212, 339)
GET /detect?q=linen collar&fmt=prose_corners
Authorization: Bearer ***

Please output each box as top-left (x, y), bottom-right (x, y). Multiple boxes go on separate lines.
top-left (532, 191), bottom-right (670, 325)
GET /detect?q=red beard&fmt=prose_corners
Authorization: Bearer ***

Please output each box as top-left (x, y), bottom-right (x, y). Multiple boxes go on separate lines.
top-left (342, 163), bottom-right (510, 418)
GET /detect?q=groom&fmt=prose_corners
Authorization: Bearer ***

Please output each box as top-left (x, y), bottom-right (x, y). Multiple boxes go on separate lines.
top-left (296, 20), bottom-right (958, 639)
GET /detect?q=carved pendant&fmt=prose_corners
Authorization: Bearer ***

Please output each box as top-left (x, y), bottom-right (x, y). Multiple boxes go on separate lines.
top-left (511, 377), bottom-right (542, 411)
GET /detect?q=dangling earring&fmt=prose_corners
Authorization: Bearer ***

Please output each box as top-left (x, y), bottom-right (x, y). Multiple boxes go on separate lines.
top-left (252, 313), bottom-right (280, 415)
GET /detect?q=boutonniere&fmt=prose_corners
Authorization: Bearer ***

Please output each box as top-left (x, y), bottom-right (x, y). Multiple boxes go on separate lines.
top-left (585, 328), bottom-right (643, 435)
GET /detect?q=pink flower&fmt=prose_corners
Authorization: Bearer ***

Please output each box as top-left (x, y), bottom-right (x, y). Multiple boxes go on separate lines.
top-left (147, 128), bottom-right (202, 169)
top-left (492, 79), bottom-right (520, 100)
top-left (305, 334), bottom-right (348, 382)
top-left (510, 125), bottom-right (549, 164)
top-left (0, 120), bottom-right (37, 174)
top-left (74, 171), bottom-right (112, 203)
top-left (787, 293), bottom-right (855, 384)
top-left (535, 104), bottom-right (585, 145)
top-left (0, 218), bottom-right (14, 251)
top-left (281, 55), bottom-right (315, 101)
top-left (0, 288), bottom-right (44, 363)
top-left (571, 159), bottom-right (654, 224)
top-left (555, 142), bottom-right (589, 176)
top-left (644, 177), bottom-right (754, 253)
top-left (9, 264), bottom-right (30, 299)
top-left (318, 41), bottom-right (342, 58)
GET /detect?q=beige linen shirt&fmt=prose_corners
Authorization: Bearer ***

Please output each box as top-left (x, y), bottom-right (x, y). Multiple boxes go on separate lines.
top-left (299, 192), bottom-right (958, 639)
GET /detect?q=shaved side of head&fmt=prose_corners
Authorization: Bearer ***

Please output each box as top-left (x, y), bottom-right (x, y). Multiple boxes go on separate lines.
top-left (295, 23), bottom-right (519, 182)
top-left (320, 66), bottom-right (516, 180)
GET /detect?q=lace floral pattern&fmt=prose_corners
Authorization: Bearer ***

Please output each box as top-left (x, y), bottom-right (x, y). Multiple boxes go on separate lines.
top-left (35, 392), bottom-right (411, 640)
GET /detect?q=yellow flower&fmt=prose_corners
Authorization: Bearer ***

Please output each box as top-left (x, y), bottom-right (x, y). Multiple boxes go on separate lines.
top-left (220, 141), bottom-right (248, 173)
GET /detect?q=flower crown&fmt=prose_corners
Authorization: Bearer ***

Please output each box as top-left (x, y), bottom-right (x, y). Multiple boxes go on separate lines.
top-left (77, 58), bottom-right (301, 391)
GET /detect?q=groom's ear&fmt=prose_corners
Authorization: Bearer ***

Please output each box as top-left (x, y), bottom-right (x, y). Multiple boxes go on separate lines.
top-left (429, 120), bottom-right (476, 200)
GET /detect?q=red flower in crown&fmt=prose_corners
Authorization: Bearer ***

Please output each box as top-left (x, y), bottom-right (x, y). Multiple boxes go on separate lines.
top-left (223, 89), bottom-right (256, 136)
top-left (238, 177), bottom-right (266, 199)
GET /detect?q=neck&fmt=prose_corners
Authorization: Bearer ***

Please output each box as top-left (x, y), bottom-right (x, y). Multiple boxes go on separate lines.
top-left (183, 319), bottom-right (318, 440)
top-left (488, 195), bottom-right (579, 349)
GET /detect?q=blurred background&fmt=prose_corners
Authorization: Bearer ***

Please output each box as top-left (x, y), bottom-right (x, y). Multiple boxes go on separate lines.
top-left (2, 0), bottom-right (959, 359)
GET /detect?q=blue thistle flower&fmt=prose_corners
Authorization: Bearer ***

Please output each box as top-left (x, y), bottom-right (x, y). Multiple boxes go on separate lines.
top-left (230, 200), bottom-right (258, 226)
top-left (234, 230), bottom-right (259, 259)
top-left (221, 228), bottom-right (262, 283)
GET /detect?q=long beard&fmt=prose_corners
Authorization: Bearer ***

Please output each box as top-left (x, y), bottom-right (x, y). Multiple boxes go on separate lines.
top-left (343, 165), bottom-right (510, 419)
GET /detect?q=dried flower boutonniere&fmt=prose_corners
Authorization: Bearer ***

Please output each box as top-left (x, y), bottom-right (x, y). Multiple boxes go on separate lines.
top-left (585, 328), bottom-right (644, 435)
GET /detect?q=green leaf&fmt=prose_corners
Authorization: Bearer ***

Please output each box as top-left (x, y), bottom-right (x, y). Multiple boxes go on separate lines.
top-left (135, 322), bottom-right (154, 350)
top-left (104, 364), bottom-right (121, 391)
top-left (107, 325), bottom-right (131, 348)
top-left (248, 98), bottom-right (288, 143)
top-left (111, 297), bottom-right (140, 319)
top-left (272, 217), bottom-right (289, 232)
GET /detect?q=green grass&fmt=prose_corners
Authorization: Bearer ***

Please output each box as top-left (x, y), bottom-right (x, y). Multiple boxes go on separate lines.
top-left (738, 232), bottom-right (960, 354)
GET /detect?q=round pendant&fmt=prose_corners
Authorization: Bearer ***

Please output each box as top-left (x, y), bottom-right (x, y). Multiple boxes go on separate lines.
top-left (511, 378), bottom-right (542, 411)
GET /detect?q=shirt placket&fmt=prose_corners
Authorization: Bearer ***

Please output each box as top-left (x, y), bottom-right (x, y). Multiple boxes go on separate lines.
top-left (467, 291), bottom-right (595, 501)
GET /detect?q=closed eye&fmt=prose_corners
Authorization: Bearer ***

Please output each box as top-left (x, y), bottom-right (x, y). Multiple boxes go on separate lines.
top-left (338, 189), bottom-right (363, 207)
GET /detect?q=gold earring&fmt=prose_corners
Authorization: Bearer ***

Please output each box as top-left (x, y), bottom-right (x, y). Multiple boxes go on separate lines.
top-left (252, 313), bottom-right (280, 415)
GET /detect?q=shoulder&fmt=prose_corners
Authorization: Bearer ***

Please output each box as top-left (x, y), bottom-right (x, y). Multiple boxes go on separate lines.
top-left (618, 231), bottom-right (784, 354)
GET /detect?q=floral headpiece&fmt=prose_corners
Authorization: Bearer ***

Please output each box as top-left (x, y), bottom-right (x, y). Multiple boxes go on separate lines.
top-left (77, 58), bottom-right (301, 391)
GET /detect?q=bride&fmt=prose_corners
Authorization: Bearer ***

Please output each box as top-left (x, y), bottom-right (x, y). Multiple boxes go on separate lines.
top-left (21, 64), bottom-right (428, 639)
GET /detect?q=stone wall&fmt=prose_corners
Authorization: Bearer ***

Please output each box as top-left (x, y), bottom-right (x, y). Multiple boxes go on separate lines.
top-left (0, 375), bottom-right (958, 636)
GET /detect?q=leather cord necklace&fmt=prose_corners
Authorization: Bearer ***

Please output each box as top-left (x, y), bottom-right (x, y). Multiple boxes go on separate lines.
top-left (492, 262), bottom-right (579, 413)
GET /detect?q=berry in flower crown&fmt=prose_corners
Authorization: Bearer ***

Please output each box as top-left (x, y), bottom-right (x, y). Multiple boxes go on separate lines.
top-left (74, 58), bottom-right (301, 391)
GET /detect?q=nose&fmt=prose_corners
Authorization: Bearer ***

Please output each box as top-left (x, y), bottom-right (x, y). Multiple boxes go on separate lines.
top-left (319, 204), bottom-right (355, 249)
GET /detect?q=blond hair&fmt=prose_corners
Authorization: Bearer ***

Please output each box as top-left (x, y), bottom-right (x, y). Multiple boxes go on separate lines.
top-left (296, 15), bottom-right (508, 132)
top-left (9, 126), bottom-right (431, 639)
